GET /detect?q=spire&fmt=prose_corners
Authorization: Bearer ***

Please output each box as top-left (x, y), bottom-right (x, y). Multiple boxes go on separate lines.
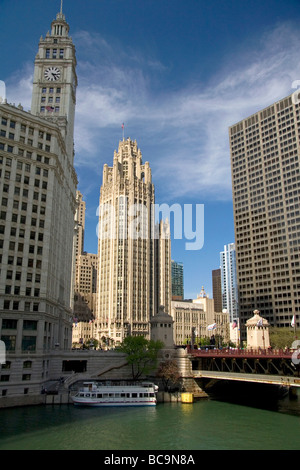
top-left (51, 1), bottom-right (69, 37)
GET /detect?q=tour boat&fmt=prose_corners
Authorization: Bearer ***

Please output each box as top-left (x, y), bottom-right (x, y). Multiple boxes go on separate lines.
top-left (71, 381), bottom-right (158, 407)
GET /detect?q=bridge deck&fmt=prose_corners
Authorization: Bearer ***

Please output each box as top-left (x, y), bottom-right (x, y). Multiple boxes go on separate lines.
top-left (192, 370), bottom-right (300, 387)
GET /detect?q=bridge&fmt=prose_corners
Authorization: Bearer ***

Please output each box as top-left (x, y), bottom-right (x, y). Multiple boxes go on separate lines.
top-left (187, 347), bottom-right (300, 388)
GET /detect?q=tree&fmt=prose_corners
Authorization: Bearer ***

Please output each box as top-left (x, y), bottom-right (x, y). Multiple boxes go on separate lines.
top-left (119, 336), bottom-right (164, 380)
top-left (269, 327), bottom-right (300, 349)
top-left (156, 360), bottom-right (181, 391)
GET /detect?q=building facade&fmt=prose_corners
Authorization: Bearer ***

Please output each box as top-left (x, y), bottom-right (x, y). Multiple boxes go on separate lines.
top-left (171, 260), bottom-right (184, 300)
top-left (96, 138), bottom-right (171, 346)
top-left (171, 293), bottom-right (229, 346)
top-left (0, 7), bottom-right (78, 396)
top-left (220, 243), bottom-right (239, 322)
top-left (230, 92), bottom-right (300, 332)
top-left (212, 268), bottom-right (222, 312)
top-left (72, 191), bottom-right (98, 345)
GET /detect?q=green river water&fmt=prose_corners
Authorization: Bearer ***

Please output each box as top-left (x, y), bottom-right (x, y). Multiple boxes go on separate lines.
top-left (0, 388), bottom-right (299, 451)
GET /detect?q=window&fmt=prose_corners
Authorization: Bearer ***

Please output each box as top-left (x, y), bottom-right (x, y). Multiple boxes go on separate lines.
top-left (22, 375), bottom-right (31, 381)
top-left (23, 320), bottom-right (37, 331)
top-left (2, 319), bottom-right (17, 329)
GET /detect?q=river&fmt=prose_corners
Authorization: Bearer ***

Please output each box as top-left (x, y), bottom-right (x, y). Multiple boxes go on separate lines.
top-left (0, 386), bottom-right (299, 451)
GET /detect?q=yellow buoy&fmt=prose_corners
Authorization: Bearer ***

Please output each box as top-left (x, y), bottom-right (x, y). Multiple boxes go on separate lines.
top-left (181, 392), bottom-right (194, 403)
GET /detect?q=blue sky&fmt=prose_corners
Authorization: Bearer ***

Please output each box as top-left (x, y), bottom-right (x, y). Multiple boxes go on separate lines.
top-left (2, 0), bottom-right (300, 299)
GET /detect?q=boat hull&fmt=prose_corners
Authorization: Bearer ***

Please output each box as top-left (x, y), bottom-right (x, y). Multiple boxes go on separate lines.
top-left (72, 399), bottom-right (156, 407)
top-left (71, 381), bottom-right (158, 407)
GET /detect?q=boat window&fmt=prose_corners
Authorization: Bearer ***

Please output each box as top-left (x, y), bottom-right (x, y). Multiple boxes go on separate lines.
top-left (91, 394), bottom-right (96, 398)
top-left (126, 393), bottom-right (130, 398)
top-left (115, 393), bottom-right (120, 398)
top-left (97, 394), bottom-right (102, 398)
top-left (103, 394), bottom-right (109, 398)
top-left (109, 393), bottom-right (114, 397)
top-left (85, 393), bottom-right (90, 397)
top-left (79, 393), bottom-right (84, 397)
top-left (132, 393), bottom-right (137, 398)
top-left (121, 393), bottom-right (126, 397)
top-left (150, 393), bottom-right (155, 397)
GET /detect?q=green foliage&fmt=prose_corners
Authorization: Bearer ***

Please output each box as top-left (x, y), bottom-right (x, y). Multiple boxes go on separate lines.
top-left (156, 360), bottom-right (181, 391)
top-left (269, 327), bottom-right (299, 349)
top-left (119, 336), bottom-right (164, 380)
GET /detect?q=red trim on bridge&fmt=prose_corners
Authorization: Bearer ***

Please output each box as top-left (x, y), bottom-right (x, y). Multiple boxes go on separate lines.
top-left (187, 346), bottom-right (294, 359)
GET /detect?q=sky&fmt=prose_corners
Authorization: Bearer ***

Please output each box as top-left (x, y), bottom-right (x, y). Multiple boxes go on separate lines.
top-left (1, 0), bottom-right (300, 299)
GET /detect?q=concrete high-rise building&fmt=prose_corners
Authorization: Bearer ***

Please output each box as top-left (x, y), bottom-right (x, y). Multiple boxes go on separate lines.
top-left (96, 138), bottom-right (171, 346)
top-left (220, 243), bottom-right (238, 322)
top-left (171, 260), bottom-right (184, 300)
top-left (230, 92), bottom-right (300, 332)
top-left (212, 268), bottom-right (222, 312)
top-left (0, 6), bottom-right (77, 395)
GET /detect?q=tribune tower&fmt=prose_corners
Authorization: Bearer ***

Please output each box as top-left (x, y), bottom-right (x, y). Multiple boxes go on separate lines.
top-left (97, 138), bottom-right (171, 346)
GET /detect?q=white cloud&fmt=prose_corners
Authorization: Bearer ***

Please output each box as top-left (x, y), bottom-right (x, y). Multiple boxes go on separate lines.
top-left (5, 22), bottom-right (300, 202)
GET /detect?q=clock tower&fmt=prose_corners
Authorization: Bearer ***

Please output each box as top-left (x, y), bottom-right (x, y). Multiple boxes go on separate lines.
top-left (31, 4), bottom-right (77, 163)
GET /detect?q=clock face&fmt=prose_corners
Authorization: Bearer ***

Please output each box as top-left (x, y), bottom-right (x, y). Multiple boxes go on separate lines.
top-left (44, 67), bottom-right (61, 82)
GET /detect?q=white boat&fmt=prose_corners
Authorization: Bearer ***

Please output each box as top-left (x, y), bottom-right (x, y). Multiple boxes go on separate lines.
top-left (71, 381), bottom-right (158, 407)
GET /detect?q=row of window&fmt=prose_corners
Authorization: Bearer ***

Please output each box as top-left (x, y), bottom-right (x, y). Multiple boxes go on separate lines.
top-left (40, 106), bottom-right (60, 113)
top-left (0, 132), bottom-right (51, 153)
top-left (41, 87), bottom-right (61, 94)
top-left (2, 301), bottom-right (39, 311)
top-left (1, 116), bottom-right (52, 142)
top-left (0, 255), bottom-right (43, 268)
top-left (0, 141), bottom-right (51, 155)
top-left (45, 48), bottom-right (64, 59)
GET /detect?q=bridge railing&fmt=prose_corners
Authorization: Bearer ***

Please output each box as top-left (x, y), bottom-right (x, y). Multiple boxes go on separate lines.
top-left (187, 346), bottom-right (293, 358)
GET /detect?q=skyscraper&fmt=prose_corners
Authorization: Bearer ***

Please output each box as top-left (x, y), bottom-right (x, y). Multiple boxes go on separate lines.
top-left (212, 268), bottom-right (222, 313)
top-left (171, 260), bottom-right (184, 300)
top-left (97, 138), bottom-right (171, 346)
top-left (230, 92), bottom-right (300, 332)
top-left (0, 6), bottom-right (77, 394)
top-left (220, 243), bottom-right (238, 322)
top-left (73, 191), bottom-right (98, 328)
